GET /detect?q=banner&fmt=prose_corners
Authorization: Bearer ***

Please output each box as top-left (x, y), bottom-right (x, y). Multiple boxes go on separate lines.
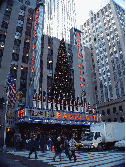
top-left (26, 108), bottom-right (101, 122)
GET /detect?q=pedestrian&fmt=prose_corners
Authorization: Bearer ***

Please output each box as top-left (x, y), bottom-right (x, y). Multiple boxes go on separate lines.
top-left (69, 136), bottom-right (77, 162)
top-left (16, 135), bottom-right (20, 151)
top-left (53, 137), bottom-right (62, 161)
top-left (64, 136), bottom-right (70, 158)
top-left (47, 137), bottom-right (52, 151)
top-left (40, 134), bottom-right (45, 153)
top-left (28, 135), bottom-right (38, 159)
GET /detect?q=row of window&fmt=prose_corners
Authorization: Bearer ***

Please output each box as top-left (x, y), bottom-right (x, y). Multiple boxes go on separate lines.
top-left (102, 105), bottom-right (123, 116)
top-left (7, 120), bottom-right (14, 124)
top-left (10, 4), bottom-right (26, 79)
top-left (18, 0), bottom-right (30, 5)
top-left (0, 0), bottom-right (14, 67)
top-left (22, 8), bottom-right (33, 64)
top-left (103, 116), bottom-right (124, 122)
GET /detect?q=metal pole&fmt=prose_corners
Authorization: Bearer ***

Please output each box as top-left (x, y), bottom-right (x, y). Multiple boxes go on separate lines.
top-left (3, 104), bottom-right (7, 149)
top-left (3, 90), bottom-right (7, 150)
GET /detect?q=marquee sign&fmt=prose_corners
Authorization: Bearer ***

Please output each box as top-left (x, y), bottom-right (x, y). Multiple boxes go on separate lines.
top-left (27, 109), bottom-right (101, 122)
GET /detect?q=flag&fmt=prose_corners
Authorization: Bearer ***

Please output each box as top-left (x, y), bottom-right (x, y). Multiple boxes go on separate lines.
top-left (6, 73), bottom-right (17, 107)
top-left (70, 95), bottom-right (72, 111)
top-left (57, 95), bottom-right (60, 110)
top-left (43, 95), bottom-right (46, 109)
top-left (53, 96), bottom-right (56, 110)
top-left (33, 94), bottom-right (36, 107)
top-left (48, 96), bottom-right (51, 109)
top-left (38, 94), bottom-right (41, 108)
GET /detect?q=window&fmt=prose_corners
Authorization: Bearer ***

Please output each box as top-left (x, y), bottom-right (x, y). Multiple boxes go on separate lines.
top-left (114, 118), bottom-right (117, 122)
top-left (108, 119), bottom-right (111, 122)
top-left (119, 106), bottom-right (123, 112)
top-left (94, 132), bottom-right (101, 140)
top-left (113, 107), bottom-right (116, 113)
top-left (107, 109), bottom-right (110, 115)
top-left (102, 110), bottom-right (105, 116)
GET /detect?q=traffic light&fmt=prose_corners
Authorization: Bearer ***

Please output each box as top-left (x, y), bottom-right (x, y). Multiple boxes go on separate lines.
top-left (18, 91), bottom-right (23, 101)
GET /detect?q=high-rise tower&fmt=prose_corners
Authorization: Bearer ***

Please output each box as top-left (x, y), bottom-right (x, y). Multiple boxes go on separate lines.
top-left (81, 0), bottom-right (125, 104)
top-left (43, 0), bottom-right (77, 43)
top-left (80, 0), bottom-right (125, 122)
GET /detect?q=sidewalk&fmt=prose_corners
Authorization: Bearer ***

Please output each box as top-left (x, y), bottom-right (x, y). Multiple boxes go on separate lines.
top-left (0, 150), bottom-right (27, 167)
top-left (0, 147), bottom-right (17, 152)
top-left (0, 147), bottom-right (54, 167)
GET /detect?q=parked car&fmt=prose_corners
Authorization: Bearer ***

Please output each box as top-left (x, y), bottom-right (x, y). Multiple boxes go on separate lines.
top-left (114, 140), bottom-right (125, 150)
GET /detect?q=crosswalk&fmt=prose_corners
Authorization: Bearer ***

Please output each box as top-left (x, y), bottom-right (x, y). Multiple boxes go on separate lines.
top-left (6, 150), bottom-right (125, 167)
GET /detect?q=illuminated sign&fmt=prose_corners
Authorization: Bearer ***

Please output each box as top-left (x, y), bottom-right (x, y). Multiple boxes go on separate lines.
top-left (76, 32), bottom-right (85, 90)
top-left (18, 109), bottom-right (25, 118)
top-left (31, 8), bottom-right (38, 74)
top-left (75, 30), bottom-right (85, 95)
top-left (28, 109), bottom-right (101, 122)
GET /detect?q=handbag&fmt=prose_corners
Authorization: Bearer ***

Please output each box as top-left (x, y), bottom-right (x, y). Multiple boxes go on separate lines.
top-left (47, 145), bottom-right (49, 150)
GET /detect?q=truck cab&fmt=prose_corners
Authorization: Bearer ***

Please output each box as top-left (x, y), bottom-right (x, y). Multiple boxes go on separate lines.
top-left (81, 131), bottom-right (103, 151)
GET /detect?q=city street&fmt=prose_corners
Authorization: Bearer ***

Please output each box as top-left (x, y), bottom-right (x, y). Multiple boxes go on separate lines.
top-left (0, 148), bottom-right (125, 167)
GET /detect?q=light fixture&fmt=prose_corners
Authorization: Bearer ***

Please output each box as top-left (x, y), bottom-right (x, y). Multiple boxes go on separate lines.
top-left (13, 67), bottom-right (16, 69)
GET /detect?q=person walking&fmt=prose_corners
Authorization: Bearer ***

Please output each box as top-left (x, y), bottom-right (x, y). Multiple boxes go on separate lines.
top-left (69, 136), bottom-right (77, 162)
top-left (47, 137), bottom-right (52, 151)
top-left (64, 136), bottom-right (70, 158)
top-left (16, 135), bottom-right (21, 151)
top-left (40, 134), bottom-right (45, 153)
top-left (53, 137), bottom-right (62, 161)
top-left (28, 135), bottom-right (38, 159)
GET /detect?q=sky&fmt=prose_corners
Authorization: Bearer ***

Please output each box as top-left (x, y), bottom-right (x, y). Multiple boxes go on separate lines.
top-left (75, 0), bottom-right (125, 29)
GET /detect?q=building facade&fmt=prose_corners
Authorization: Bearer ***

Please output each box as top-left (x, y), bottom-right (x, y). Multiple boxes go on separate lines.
top-left (80, 0), bottom-right (125, 122)
top-left (0, 0), bottom-right (38, 146)
top-left (0, 0), bottom-right (85, 147)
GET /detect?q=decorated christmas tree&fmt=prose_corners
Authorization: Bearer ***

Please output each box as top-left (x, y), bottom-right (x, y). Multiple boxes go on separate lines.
top-left (51, 38), bottom-right (75, 109)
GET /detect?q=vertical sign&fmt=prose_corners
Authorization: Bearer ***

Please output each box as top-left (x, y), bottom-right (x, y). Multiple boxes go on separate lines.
top-left (76, 31), bottom-right (85, 91)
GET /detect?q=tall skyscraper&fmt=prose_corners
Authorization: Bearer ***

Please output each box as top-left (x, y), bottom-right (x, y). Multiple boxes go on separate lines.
top-left (43, 0), bottom-right (77, 43)
top-left (80, 0), bottom-right (125, 122)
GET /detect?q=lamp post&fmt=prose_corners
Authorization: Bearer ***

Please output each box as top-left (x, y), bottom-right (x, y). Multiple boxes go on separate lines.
top-left (2, 86), bottom-right (7, 150)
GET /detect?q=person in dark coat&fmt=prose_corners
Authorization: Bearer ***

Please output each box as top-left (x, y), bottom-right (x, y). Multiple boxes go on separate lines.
top-left (64, 137), bottom-right (70, 158)
top-left (53, 137), bottom-right (62, 161)
top-left (40, 134), bottom-right (45, 152)
top-left (16, 135), bottom-right (20, 151)
top-left (28, 135), bottom-right (38, 159)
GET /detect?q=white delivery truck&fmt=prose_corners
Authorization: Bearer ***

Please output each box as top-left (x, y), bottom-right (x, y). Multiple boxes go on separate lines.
top-left (81, 122), bottom-right (125, 151)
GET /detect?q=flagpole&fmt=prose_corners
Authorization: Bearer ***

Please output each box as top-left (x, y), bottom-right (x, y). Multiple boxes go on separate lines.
top-left (3, 87), bottom-right (7, 150)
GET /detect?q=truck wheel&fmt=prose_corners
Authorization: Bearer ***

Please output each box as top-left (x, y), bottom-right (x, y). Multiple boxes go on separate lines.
top-left (97, 144), bottom-right (102, 151)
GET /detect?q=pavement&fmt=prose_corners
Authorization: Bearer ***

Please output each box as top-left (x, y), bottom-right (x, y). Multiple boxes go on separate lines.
top-left (0, 147), bottom-right (125, 167)
top-left (0, 147), bottom-right (53, 167)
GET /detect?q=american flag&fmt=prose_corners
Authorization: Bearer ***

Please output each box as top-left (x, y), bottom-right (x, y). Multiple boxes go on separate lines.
top-left (6, 73), bottom-right (17, 107)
